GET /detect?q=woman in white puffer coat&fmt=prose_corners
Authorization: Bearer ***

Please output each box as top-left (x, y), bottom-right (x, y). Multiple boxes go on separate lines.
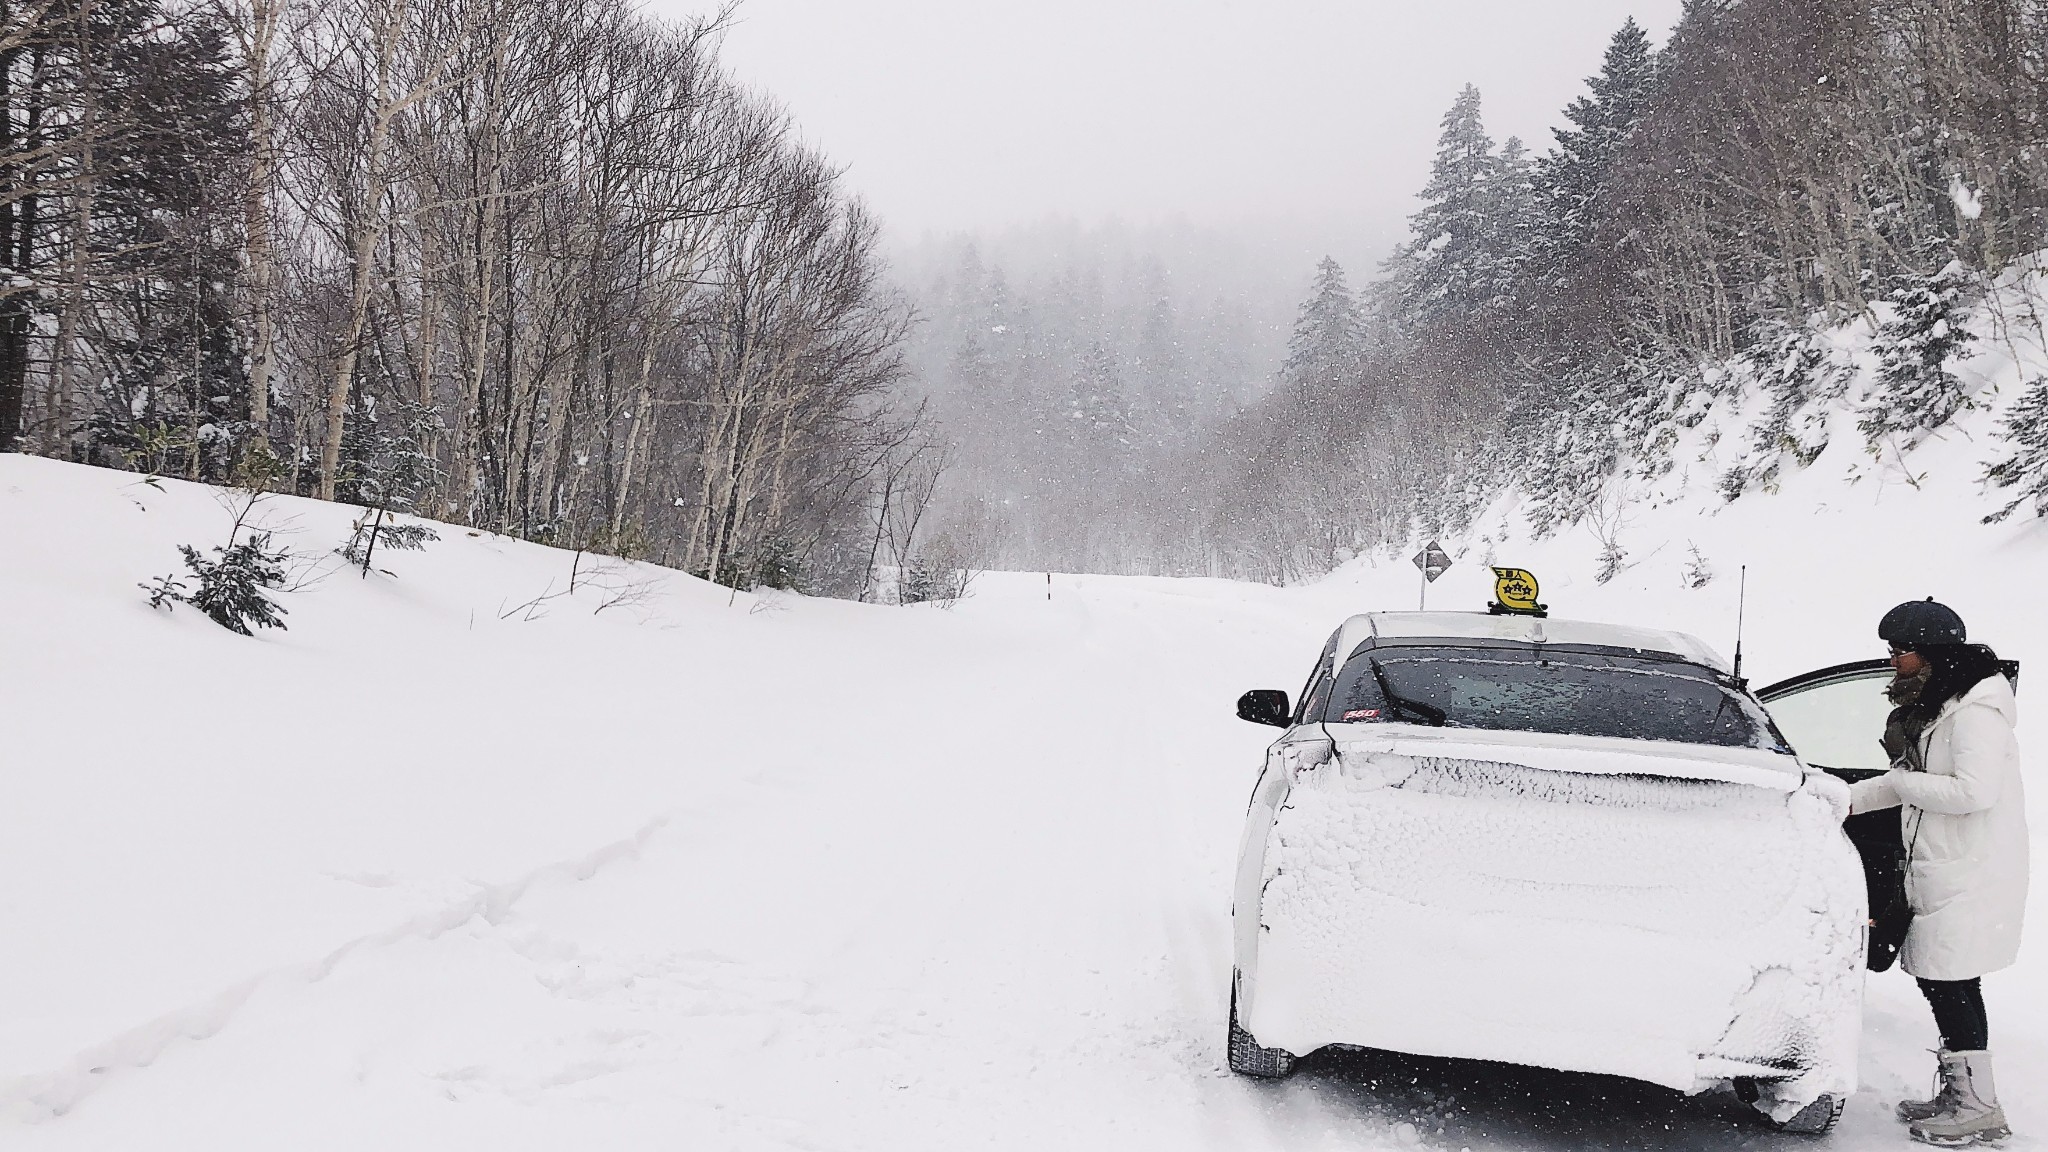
top-left (1850, 598), bottom-right (2028, 1149)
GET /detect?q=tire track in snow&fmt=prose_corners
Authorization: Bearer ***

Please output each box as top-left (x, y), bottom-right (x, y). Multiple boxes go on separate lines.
top-left (0, 817), bottom-right (670, 1121)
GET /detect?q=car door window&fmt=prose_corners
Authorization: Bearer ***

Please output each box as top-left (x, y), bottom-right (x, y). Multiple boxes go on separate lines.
top-left (1759, 664), bottom-right (1895, 775)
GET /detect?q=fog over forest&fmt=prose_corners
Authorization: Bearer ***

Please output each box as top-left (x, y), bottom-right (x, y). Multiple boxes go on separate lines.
top-left (884, 2), bottom-right (2048, 585)
top-left (5, 0), bottom-right (2048, 596)
top-left (891, 222), bottom-right (1297, 577)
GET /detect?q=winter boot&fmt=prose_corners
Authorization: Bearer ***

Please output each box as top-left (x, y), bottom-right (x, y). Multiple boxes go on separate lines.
top-left (1909, 1050), bottom-right (2012, 1147)
top-left (1897, 1050), bottom-right (1965, 1123)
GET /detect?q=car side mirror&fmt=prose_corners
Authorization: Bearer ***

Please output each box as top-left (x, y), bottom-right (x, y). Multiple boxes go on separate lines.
top-left (1237, 689), bottom-right (1291, 728)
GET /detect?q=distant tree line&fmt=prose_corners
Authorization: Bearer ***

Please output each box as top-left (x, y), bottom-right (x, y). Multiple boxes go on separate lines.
top-left (1, 0), bottom-right (920, 594)
top-left (1215, 2), bottom-right (2048, 581)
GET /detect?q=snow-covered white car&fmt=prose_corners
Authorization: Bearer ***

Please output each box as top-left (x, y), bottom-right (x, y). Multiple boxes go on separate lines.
top-left (1229, 611), bottom-right (1866, 1133)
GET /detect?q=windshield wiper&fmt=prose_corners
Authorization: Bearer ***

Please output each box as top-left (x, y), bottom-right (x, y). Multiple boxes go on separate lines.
top-left (1370, 659), bottom-right (1446, 727)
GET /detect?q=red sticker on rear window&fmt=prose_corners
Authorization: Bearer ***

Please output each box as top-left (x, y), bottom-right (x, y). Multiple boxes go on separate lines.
top-left (1342, 708), bottom-right (1382, 721)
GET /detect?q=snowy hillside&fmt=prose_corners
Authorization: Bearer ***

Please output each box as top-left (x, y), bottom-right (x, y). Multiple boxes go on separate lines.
top-left (1396, 261), bottom-right (2048, 690)
top-left (0, 449), bottom-right (2043, 1151)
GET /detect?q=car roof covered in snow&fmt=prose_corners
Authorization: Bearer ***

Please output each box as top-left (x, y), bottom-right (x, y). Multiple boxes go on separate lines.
top-left (1331, 611), bottom-right (1731, 675)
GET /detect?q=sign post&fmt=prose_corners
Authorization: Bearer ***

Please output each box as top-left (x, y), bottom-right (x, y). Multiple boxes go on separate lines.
top-left (1411, 541), bottom-right (1452, 610)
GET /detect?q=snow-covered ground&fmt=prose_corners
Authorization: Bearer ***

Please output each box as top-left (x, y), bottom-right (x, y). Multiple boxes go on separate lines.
top-left (1, 385), bottom-right (2045, 1150)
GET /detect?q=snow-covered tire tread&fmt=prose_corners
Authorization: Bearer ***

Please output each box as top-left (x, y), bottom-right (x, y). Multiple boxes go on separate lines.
top-left (1774, 1093), bottom-right (1845, 1135)
top-left (1226, 989), bottom-right (1298, 1079)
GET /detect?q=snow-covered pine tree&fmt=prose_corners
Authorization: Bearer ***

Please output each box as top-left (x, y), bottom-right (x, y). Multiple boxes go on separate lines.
top-left (1282, 258), bottom-right (1365, 408)
top-left (1066, 342), bottom-right (1134, 447)
top-left (1720, 324), bottom-right (1853, 500)
top-left (1495, 20), bottom-right (1660, 513)
top-left (1514, 337), bottom-right (1685, 537)
top-left (1053, 340), bottom-right (1138, 552)
top-left (1386, 85), bottom-right (1508, 335)
top-left (947, 331), bottom-right (1001, 399)
top-left (1530, 18), bottom-right (1658, 291)
top-left (1485, 136), bottom-right (1541, 324)
top-left (337, 396), bottom-right (443, 566)
top-left (182, 535), bottom-right (290, 634)
top-left (1858, 261), bottom-right (1978, 450)
top-left (339, 395), bottom-right (443, 514)
top-left (1520, 343), bottom-right (1678, 533)
top-left (1983, 375), bottom-right (2048, 522)
top-left (1522, 360), bottom-right (1623, 538)
top-left (144, 531), bottom-right (291, 635)
top-left (1620, 343), bottom-right (1693, 471)
top-left (1131, 269), bottom-right (1188, 445)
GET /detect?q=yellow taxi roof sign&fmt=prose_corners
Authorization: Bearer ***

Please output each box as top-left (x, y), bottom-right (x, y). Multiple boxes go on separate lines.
top-left (1489, 567), bottom-right (1547, 618)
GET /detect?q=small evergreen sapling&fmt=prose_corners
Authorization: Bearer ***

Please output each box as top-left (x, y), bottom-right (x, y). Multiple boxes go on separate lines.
top-left (1721, 326), bottom-right (1852, 500)
top-left (336, 396), bottom-right (443, 574)
top-left (141, 494), bottom-right (292, 635)
top-left (897, 556), bottom-right (940, 604)
top-left (896, 558), bottom-right (970, 606)
top-left (1983, 375), bottom-right (2048, 523)
top-left (142, 572), bottom-right (188, 609)
top-left (143, 533), bottom-right (291, 634)
top-left (1594, 540), bottom-right (1629, 585)
top-left (338, 512), bottom-right (438, 571)
top-left (1860, 262), bottom-right (1979, 450)
top-left (179, 535), bottom-right (291, 634)
top-left (1682, 543), bottom-right (1715, 588)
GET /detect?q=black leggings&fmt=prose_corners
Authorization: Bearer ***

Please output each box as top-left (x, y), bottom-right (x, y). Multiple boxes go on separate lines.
top-left (1918, 978), bottom-right (1989, 1051)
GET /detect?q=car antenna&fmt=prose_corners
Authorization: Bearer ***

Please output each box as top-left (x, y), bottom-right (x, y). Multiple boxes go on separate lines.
top-left (1731, 564), bottom-right (1748, 689)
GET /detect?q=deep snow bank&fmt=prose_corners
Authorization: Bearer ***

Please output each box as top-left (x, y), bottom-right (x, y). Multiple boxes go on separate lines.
top-left (0, 456), bottom-right (1374, 1150)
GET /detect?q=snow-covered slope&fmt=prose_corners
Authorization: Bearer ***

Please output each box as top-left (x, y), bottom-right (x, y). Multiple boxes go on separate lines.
top-left (0, 455), bottom-right (1356, 1150)
top-left (1373, 262), bottom-right (2048, 694)
top-left (0, 443), bottom-right (2043, 1150)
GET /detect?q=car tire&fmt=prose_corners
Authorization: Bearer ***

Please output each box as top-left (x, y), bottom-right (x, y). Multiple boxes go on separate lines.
top-left (1771, 1093), bottom-right (1845, 1135)
top-left (1226, 983), bottom-right (1298, 1079)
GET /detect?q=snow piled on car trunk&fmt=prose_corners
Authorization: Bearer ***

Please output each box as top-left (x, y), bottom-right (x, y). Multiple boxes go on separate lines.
top-left (1248, 743), bottom-right (1864, 1118)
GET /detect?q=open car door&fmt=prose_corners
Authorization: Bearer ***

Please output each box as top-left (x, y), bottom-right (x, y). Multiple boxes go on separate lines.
top-left (1758, 660), bottom-right (1908, 971)
top-left (1758, 658), bottom-right (2020, 972)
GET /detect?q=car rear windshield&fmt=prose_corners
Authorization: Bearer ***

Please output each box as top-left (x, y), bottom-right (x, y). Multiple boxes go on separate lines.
top-left (1323, 646), bottom-right (1784, 749)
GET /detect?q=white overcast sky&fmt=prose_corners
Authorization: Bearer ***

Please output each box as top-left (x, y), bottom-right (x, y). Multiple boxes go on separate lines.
top-left (654, 0), bottom-right (1685, 273)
